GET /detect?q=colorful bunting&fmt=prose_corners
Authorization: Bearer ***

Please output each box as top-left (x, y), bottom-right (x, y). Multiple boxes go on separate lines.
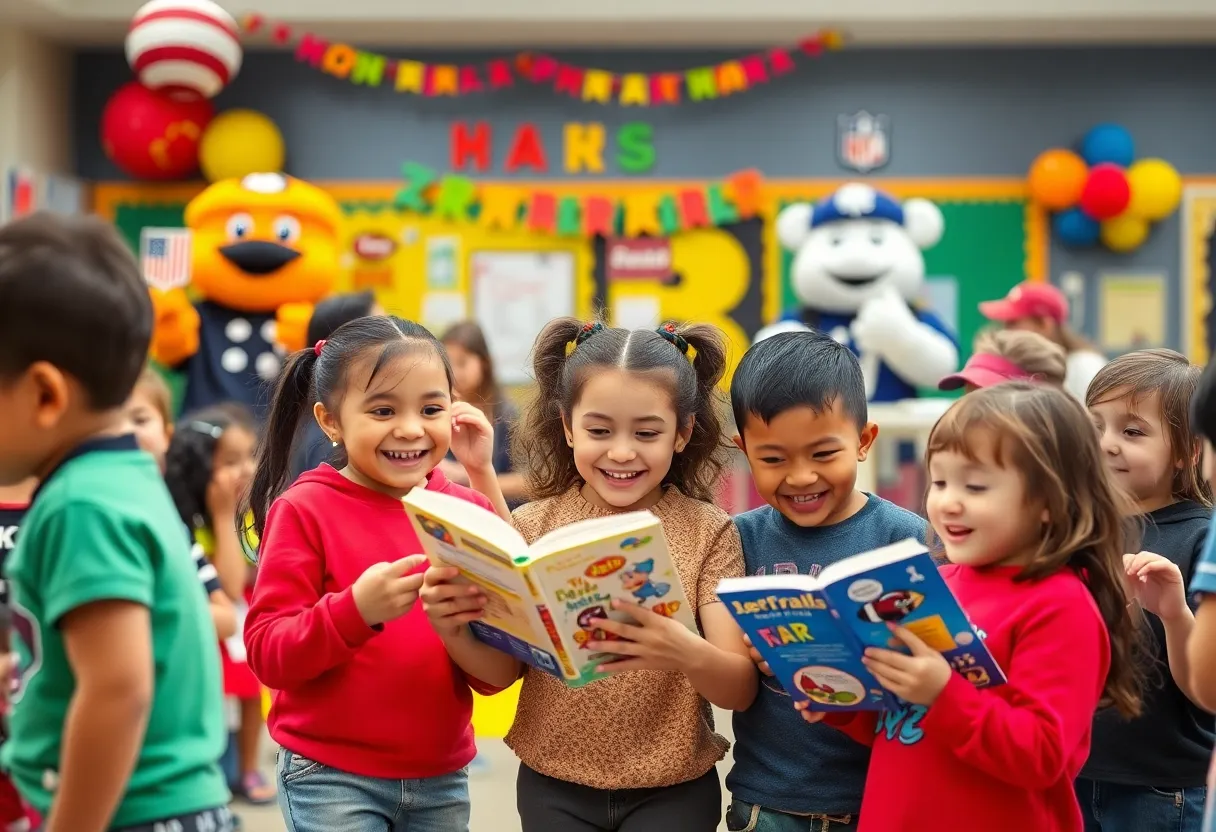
top-left (242, 15), bottom-right (845, 106)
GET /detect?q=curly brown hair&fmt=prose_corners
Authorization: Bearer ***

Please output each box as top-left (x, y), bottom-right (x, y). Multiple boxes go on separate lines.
top-left (512, 317), bottom-right (730, 503)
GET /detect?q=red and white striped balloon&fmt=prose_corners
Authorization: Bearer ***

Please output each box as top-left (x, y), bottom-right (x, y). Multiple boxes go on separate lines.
top-left (125, 0), bottom-right (243, 101)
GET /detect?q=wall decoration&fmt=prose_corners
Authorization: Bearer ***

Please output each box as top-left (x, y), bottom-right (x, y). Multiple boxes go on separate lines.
top-left (101, 81), bottom-right (213, 180)
top-left (126, 0), bottom-right (243, 100)
top-left (1027, 124), bottom-right (1182, 254)
top-left (1182, 185), bottom-right (1216, 364)
top-left (1098, 273), bottom-right (1166, 351)
top-left (240, 13), bottom-right (844, 106)
top-left (197, 109), bottom-right (284, 182)
top-left (837, 111), bottom-right (890, 174)
top-left (605, 238), bottom-right (674, 282)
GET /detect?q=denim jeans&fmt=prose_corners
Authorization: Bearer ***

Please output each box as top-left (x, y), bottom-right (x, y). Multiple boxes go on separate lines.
top-left (275, 748), bottom-right (469, 832)
top-left (725, 800), bottom-right (858, 832)
top-left (1076, 778), bottom-right (1207, 832)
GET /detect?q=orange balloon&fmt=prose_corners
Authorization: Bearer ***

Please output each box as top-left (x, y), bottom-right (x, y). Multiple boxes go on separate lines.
top-left (1028, 149), bottom-right (1089, 210)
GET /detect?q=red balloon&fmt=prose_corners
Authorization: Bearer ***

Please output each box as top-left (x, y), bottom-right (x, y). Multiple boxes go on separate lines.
top-left (1079, 163), bottom-right (1131, 220)
top-left (100, 82), bottom-right (213, 180)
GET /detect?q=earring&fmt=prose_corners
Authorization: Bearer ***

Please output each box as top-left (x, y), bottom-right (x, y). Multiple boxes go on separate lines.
top-left (331, 439), bottom-right (339, 447)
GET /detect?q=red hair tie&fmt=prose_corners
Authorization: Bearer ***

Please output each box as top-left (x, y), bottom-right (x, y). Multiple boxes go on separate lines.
top-left (313, 339), bottom-right (327, 357)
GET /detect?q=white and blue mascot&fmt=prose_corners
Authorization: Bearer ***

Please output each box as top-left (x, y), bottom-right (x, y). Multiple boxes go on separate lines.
top-left (756, 183), bottom-right (959, 401)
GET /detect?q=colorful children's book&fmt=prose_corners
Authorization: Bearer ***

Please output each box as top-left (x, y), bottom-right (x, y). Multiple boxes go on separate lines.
top-left (402, 488), bottom-right (697, 687)
top-left (717, 538), bottom-right (1005, 711)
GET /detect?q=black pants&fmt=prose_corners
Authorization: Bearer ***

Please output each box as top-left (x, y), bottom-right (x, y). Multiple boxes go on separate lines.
top-left (517, 763), bottom-right (721, 832)
top-left (110, 805), bottom-right (235, 832)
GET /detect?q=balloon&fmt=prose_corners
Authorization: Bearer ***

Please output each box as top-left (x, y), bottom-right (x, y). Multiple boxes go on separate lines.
top-left (1027, 148), bottom-right (1088, 210)
top-left (1126, 158), bottom-right (1183, 221)
top-left (1079, 163), bottom-right (1131, 220)
top-left (100, 81), bottom-right (213, 180)
top-left (198, 110), bottom-right (285, 182)
top-left (1100, 214), bottom-right (1150, 253)
top-left (126, 0), bottom-right (242, 100)
top-left (1053, 207), bottom-right (1100, 246)
top-left (1081, 124), bottom-right (1135, 168)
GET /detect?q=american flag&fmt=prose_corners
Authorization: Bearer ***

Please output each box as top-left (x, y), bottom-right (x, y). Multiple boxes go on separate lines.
top-left (140, 227), bottom-right (192, 291)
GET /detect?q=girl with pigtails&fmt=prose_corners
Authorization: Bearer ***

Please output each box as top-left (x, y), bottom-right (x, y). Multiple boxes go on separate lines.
top-left (421, 319), bottom-right (757, 832)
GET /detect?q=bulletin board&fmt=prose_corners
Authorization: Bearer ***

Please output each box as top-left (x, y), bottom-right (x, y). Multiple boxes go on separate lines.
top-left (1182, 184), bottom-right (1216, 365)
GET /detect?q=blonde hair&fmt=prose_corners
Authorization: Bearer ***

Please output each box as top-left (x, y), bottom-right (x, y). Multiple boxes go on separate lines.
top-left (134, 366), bottom-right (173, 424)
top-left (927, 383), bottom-right (1143, 717)
top-left (1085, 349), bottom-right (1211, 507)
top-left (972, 328), bottom-right (1067, 388)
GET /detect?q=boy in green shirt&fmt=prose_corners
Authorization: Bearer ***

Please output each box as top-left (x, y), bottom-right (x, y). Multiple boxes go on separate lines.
top-left (0, 213), bottom-right (230, 832)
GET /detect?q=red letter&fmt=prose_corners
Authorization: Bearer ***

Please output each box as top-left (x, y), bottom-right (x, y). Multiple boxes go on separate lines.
top-left (679, 189), bottom-right (710, 228)
top-left (295, 33), bottom-right (328, 67)
top-left (450, 122), bottom-right (491, 172)
top-left (527, 192), bottom-right (557, 234)
top-left (505, 124), bottom-right (548, 173)
top-left (582, 195), bottom-right (615, 237)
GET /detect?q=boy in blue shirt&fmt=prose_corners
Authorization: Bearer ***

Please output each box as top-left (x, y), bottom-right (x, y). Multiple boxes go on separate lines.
top-left (725, 330), bottom-right (927, 832)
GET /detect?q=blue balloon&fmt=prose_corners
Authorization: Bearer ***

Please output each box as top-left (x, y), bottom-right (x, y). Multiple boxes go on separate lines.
top-left (1053, 207), bottom-right (1100, 246)
top-left (1081, 123), bottom-right (1135, 168)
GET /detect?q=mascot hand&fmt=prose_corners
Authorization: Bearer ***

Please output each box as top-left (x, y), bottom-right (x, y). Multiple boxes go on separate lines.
top-left (851, 288), bottom-right (918, 358)
top-left (150, 288), bottom-right (200, 367)
top-left (276, 302), bottom-right (315, 353)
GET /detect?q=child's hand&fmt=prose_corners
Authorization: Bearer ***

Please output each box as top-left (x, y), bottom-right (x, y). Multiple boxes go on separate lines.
top-left (420, 566), bottom-right (488, 639)
top-left (793, 700), bottom-right (828, 724)
top-left (205, 465), bottom-right (244, 520)
top-left (861, 623), bottom-right (952, 707)
top-left (352, 555), bottom-right (428, 627)
top-left (742, 633), bottom-right (773, 676)
top-left (1124, 551), bottom-right (1191, 624)
top-left (586, 599), bottom-right (702, 673)
top-left (448, 402), bottom-right (495, 474)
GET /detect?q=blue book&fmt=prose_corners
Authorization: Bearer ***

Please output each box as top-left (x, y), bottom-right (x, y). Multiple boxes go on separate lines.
top-left (718, 538), bottom-right (1005, 711)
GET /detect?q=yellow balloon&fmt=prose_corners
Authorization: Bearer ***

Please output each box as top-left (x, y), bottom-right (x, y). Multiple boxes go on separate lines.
top-left (199, 110), bottom-right (285, 183)
top-left (1100, 214), bottom-right (1150, 253)
top-left (1126, 158), bottom-right (1182, 221)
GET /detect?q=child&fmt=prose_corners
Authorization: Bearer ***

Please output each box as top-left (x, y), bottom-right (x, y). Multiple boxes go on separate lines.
top-left (725, 330), bottom-right (927, 831)
top-left (0, 478), bottom-right (36, 832)
top-left (937, 328), bottom-right (1067, 392)
top-left (422, 318), bottom-right (757, 831)
top-left (244, 315), bottom-right (509, 832)
top-left (123, 368), bottom-right (237, 640)
top-left (164, 405), bottom-right (268, 804)
top-left (0, 212), bottom-right (229, 831)
top-left (799, 382), bottom-right (1142, 831)
top-left (1080, 349), bottom-right (1213, 830)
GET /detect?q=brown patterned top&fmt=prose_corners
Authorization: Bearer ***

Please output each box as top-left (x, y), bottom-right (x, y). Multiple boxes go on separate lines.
top-left (504, 486), bottom-right (744, 789)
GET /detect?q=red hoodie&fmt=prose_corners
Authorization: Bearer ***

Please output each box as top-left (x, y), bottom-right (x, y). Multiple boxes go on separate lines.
top-left (826, 564), bottom-right (1110, 832)
top-left (245, 464), bottom-right (501, 779)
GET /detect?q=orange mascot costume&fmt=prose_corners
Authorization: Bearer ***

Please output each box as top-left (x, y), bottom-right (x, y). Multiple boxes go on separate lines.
top-left (150, 172), bottom-right (342, 420)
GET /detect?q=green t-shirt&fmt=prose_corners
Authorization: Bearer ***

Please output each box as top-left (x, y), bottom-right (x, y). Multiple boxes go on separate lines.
top-left (1, 436), bottom-right (229, 826)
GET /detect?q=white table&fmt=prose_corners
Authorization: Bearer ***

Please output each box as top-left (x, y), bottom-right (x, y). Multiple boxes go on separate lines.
top-left (859, 398), bottom-right (954, 494)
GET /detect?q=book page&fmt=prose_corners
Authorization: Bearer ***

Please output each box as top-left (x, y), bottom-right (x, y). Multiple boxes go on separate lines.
top-left (402, 487), bottom-right (528, 556)
top-left (816, 538), bottom-right (928, 589)
top-left (527, 510), bottom-right (657, 562)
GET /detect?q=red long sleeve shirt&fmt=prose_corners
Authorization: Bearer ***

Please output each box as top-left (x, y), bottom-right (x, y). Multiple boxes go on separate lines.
top-left (828, 564), bottom-right (1110, 832)
top-left (245, 464), bottom-right (501, 778)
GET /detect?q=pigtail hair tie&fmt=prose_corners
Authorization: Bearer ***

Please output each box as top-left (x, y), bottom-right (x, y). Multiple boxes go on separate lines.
top-left (656, 323), bottom-right (696, 363)
top-left (566, 321), bottom-right (604, 355)
top-left (313, 339), bottom-right (327, 357)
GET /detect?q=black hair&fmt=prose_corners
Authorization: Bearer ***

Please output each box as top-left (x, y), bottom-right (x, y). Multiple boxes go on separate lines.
top-left (731, 330), bottom-right (868, 436)
top-left (512, 317), bottom-right (729, 503)
top-left (165, 404), bottom-right (256, 531)
top-left (0, 212), bottom-right (152, 409)
top-left (248, 315), bottom-right (452, 534)
top-left (1192, 357), bottom-right (1216, 444)
top-left (306, 290), bottom-right (378, 346)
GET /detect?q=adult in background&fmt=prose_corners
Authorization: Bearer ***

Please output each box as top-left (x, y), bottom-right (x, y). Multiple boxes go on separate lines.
top-left (288, 290), bottom-right (383, 483)
top-left (979, 281), bottom-right (1107, 401)
top-left (440, 321), bottom-right (528, 509)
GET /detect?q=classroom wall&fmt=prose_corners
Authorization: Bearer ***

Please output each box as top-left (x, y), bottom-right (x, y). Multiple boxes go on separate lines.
top-left (74, 46), bottom-right (1216, 349)
top-left (1, 28), bottom-right (72, 176)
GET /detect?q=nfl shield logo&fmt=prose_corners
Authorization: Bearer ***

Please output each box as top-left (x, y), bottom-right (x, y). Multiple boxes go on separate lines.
top-left (838, 111), bottom-right (890, 173)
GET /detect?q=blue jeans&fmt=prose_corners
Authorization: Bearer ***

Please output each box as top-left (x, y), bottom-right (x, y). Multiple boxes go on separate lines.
top-left (1076, 778), bottom-right (1207, 832)
top-left (725, 799), bottom-right (858, 832)
top-left (275, 747), bottom-right (470, 832)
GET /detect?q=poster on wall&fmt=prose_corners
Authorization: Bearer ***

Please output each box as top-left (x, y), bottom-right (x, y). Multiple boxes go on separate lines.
top-left (471, 251), bottom-right (575, 384)
top-left (426, 236), bottom-right (460, 289)
top-left (837, 111), bottom-right (890, 174)
top-left (1099, 273), bottom-right (1167, 351)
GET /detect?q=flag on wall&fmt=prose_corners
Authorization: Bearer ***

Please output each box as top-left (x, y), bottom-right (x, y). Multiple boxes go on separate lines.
top-left (141, 227), bottom-right (193, 291)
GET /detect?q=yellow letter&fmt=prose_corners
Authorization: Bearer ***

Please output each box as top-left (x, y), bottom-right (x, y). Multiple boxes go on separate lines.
top-left (618, 74), bottom-right (651, 106)
top-left (582, 70), bottom-right (615, 104)
top-left (395, 61), bottom-right (425, 93)
top-left (563, 123), bottom-right (605, 174)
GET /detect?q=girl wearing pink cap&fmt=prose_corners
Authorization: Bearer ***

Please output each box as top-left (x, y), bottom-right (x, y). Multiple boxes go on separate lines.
top-left (938, 329), bottom-right (1067, 393)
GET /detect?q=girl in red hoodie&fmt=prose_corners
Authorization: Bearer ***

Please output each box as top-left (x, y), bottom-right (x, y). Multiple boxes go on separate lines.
top-left (799, 383), bottom-right (1143, 832)
top-left (244, 315), bottom-right (509, 832)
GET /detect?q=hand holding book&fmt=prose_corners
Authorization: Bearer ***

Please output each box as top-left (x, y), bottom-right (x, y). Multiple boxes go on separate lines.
top-left (421, 566), bottom-right (490, 639)
top-left (585, 598), bottom-right (706, 674)
top-left (860, 622), bottom-right (953, 707)
top-left (353, 554), bottom-right (428, 627)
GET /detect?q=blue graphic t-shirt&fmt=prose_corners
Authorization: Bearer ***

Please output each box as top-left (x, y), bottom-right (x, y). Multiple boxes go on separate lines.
top-left (1189, 511), bottom-right (1216, 831)
top-left (726, 494), bottom-right (927, 815)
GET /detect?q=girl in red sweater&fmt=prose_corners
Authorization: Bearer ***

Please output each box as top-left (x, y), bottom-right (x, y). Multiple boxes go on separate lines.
top-left (799, 382), bottom-right (1143, 832)
top-left (244, 315), bottom-right (509, 832)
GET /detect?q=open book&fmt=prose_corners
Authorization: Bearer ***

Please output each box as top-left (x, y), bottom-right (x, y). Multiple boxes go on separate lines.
top-left (718, 539), bottom-right (1005, 711)
top-left (402, 488), bottom-right (697, 687)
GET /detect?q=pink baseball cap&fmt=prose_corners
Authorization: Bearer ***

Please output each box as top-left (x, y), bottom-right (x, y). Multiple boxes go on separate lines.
top-left (978, 282), bottom-right (1068, 325)
top-left (938, 352), bottom-right (1035, 391)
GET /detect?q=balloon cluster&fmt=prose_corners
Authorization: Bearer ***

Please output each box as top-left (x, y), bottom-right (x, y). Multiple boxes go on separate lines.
top-left (99, 0), bottom-right (285, 182)
top-left (1027, 124), bottom-right (1182, 254)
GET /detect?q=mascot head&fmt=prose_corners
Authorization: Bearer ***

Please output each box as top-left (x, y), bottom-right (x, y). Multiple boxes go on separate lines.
top-left (777, 183), bottom-right (945, 316)
top-left (184, 173), bottom-right (343, 313)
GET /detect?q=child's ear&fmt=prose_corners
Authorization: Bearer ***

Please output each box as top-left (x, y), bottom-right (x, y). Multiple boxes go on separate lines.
top-left (314, 401), bottom-right (340, 444)
top-left (731, 433), bottom-right (745, 452)
top-left (673, 417), bottom-right (696, 453)
top-left (562, 414), bottom-right (574, 447)
top-left (28, 361), bottom-right (69, 430)
top-left (857, 421), bottom-right (880, 461)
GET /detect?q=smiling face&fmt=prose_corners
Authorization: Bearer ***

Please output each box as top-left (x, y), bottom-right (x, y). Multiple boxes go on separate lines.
top-left (926, 432), bottom-right (1046, 568)
top-left (736, 401), bottom-right (877, 527)
top-left (790, 219), bottom-right (926, 315)
top-left (1089, 388), bottom-right (1180, 512)
top-left (564, 369), bottom-right (691, 512)
top-left (317, 347), bottom-right (453, 498)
